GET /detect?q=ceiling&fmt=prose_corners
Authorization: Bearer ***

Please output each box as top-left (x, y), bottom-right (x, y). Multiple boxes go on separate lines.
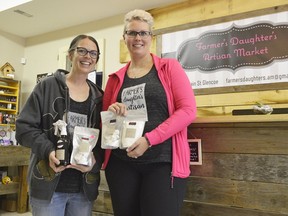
top-left (0, 0), bottom-right (185, 38)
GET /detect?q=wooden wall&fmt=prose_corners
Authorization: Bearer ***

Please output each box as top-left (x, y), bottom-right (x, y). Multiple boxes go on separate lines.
top-left (184, 83), bottom-right (288, 215)
top-left (185, 121), bottom-right (288, 216)
top-left (93, 0), bottom-right (288, 215)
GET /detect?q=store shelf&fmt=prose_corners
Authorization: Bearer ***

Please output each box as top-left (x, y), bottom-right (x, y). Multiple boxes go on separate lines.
top-left (0, 182), bottom-right (19, 195)
top-left (0, 78), bottom-right (20, 128)
top-left (0, 146), bottom-right (30, 213)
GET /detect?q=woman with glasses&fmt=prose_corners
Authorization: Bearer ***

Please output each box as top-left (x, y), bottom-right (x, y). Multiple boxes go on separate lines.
top-left (102, 9), bottom-right (197, 216)
top-left (16, 35), bottom-right (103, 216)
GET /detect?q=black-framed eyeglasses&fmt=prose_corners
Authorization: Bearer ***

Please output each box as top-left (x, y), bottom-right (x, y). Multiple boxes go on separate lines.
top-left (73, 47), bottom-right (100, 59)
top-left (125, 30), bottom-right (152, 38)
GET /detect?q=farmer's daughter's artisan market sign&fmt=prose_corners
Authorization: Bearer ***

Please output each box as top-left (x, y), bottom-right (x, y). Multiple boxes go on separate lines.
top-left (162, 12), bottom-right (288, 89)
top-left (177, 23), bottom-right (288, 71)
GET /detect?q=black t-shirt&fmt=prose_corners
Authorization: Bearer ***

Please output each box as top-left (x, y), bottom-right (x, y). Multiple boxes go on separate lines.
top-left (55, 91), bottom-right (91, 193)
top-left (112, 65), bottom-right (172, 163)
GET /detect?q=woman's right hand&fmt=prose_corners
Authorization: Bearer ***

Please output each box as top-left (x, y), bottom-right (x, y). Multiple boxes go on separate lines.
top-left (49, 151), bottom-right (66, 173)
top-left (108, 102), bottom-right (127, 116)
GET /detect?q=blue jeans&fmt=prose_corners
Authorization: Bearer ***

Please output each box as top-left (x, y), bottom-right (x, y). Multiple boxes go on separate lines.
top-left (30, 192), bottom-right (92, 216)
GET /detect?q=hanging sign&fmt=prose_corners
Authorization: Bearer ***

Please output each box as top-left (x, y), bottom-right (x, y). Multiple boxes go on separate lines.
top-left (162, 12), bottom-right (288, 89)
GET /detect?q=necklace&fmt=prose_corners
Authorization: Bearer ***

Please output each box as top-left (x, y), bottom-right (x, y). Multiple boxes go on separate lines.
top-left (128, 69), bottom-right (140, 78)
top-left (128, 67), bottom-right (151, 78)
top-left (128, 58), bottom-right (153, 78)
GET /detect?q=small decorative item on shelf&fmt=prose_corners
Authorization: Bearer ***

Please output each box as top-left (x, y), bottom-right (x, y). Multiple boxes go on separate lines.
top-left (2, 175), bottom-right (12, 184)
top-left (0, 62), bottom-right (15, 79)
top-left (253, 102), bottom-right (273, 115)
top-left (0, 113), bottom-right (16, 124)
top-left (0, 126), bottom-right (15, 146)
top-left (7, 103), bottom-right (12, 109)
top-left (0, 170), bottom-right (7, 184)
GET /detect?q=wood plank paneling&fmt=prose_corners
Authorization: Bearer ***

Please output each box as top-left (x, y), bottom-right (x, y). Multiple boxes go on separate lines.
top-left (191, 153), bottom-right (288, 184)
top-left (150, 0), bottom-right (288, 35)
top-left (196, 103), bottom-right (288, 117)
top-left (181, 201), bottom-right (287, 216)
top-left (186, 177), bottom-right (288, 214)
top-left (0, 183), bottom-right (19, 195)
top-left (196, 90), bottom-right (288, 108)
top-left (0, 146), bottom-right (30, 166)
top-left (189, 126), bottom-right (287, 154)
top-left (186, 121), bottom-right (288, 215)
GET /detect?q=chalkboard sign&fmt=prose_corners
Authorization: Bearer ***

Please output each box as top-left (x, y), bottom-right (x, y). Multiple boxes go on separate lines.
top-left (188, 139), bottom-right (202, 165)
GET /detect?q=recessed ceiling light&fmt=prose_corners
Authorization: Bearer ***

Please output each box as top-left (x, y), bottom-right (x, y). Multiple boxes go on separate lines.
top-left (0, 0), bottom-right (32, 12)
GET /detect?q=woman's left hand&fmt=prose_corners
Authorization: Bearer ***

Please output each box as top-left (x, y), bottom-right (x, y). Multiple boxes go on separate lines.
top-left (67, 153), bottom-right (96, 172)
top-left (108, 102), bottom-right (127, 116)
top-left (126, 137), bottom-right (150, 159)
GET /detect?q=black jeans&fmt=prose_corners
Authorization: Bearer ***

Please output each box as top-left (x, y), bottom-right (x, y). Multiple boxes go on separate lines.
top-left (105, 154), bottom-right (187, 216)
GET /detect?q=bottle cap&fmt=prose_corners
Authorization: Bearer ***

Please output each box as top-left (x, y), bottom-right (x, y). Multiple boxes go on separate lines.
top-left (61, 125), bottom-right (67, 136)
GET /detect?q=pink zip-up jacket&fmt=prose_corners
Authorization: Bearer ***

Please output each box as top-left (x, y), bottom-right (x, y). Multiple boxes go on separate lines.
top-left (102, 54), bottom-right (197, 178)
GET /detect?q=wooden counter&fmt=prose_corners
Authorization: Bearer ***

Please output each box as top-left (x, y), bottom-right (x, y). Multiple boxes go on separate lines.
top-left (184, 116), bottom-right (288, 216)
top-left (0, 145), bottom-right (30, 213)
top-left (194, 114), bottom-right (288, 123)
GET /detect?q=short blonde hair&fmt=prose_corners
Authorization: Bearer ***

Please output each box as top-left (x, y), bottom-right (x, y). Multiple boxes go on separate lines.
top-left (123, 9), bottom-right (154, 34)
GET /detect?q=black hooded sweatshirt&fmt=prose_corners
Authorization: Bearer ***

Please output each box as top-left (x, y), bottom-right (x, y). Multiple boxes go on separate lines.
top-left (16, 69), bottom-right (104, 201)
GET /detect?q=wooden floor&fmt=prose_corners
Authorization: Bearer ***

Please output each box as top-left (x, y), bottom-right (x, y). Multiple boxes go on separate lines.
top-left (0, 210), bottom-right (32, 216)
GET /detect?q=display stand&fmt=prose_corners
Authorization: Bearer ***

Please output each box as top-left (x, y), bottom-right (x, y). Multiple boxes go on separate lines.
top-left (0, 145), bottom-right (30, 213)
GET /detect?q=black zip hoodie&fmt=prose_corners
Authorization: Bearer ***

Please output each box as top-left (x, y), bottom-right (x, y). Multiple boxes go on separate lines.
top-left (16, 69), bottom-right (104, 201)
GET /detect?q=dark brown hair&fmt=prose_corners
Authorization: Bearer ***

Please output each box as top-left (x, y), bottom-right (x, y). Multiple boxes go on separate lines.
top-left (68, 34), bottom-right (100, 62)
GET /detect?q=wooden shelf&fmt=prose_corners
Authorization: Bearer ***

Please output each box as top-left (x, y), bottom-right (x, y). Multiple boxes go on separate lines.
top-left (0, 146), bottom-right (30, 166)
top-left (0, 146), bottom-right (30, 213)
top-left (0, 182), bottom-right (19, 195)
top-left (0, 78), bottom-right (20, 126)
top-left (194, 114), bottom-right (288, 124)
